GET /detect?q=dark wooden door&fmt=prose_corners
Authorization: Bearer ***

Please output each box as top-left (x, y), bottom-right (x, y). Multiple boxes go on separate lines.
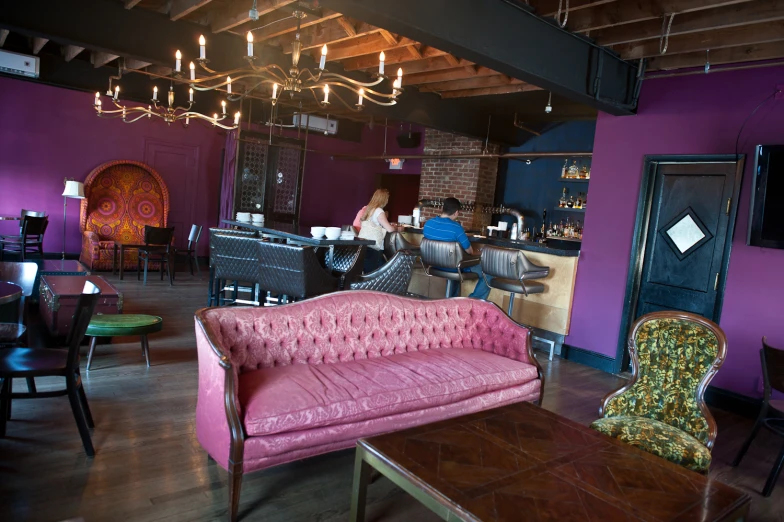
top-left (264, 143), bottom-right (305, 224)
top-left (634, 160), bottom-right (740, 320)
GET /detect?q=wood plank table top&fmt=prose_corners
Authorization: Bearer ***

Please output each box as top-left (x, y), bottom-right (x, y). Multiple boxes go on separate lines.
top-left (351, 402), bottom-right (750, 522)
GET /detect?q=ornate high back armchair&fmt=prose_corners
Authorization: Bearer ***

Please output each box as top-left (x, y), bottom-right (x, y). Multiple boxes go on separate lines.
top-left (591, 311), bottom-right (727, 473)
top-left (79, 160), bottom-right (170, 271)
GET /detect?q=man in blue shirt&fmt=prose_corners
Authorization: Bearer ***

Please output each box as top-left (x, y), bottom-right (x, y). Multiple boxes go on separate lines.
top-left (423, 197), bottom-right (491, 299)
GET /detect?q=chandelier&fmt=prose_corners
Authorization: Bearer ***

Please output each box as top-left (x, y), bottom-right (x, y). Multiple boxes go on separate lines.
top-left (92, 71), bottom-right (240, 130)
top-left (188, 8), bottom-right (403, 112)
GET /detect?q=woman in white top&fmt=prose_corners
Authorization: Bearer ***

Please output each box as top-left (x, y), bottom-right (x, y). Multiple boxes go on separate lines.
top-left (358, 188), bottom-right (396, 271)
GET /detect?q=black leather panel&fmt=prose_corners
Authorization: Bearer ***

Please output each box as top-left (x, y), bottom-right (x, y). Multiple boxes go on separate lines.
top-left (349, 251), bottom-right (417, 296)
top-left (420, 239), bottom-right (479, 271)
top-left (384, 232), bottom-right (421, 260)
top-left (488, 277), bottom-right (545, 295)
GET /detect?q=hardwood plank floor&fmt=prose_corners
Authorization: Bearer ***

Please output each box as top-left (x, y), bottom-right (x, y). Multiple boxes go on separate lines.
top-left (0, 274), bottom-right (782, 521)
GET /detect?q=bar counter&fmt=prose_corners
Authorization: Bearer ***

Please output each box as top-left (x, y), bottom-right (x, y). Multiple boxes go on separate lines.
top-left (400, 226), bottom-right (580, 337)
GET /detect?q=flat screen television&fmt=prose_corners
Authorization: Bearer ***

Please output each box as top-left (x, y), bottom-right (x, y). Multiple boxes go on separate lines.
top-left (748, 145), bottom-right (784, 249)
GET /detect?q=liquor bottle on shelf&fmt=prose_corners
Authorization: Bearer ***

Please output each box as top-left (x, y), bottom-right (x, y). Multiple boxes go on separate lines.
top-left (567, 195), bottom-right (575, 208)
top-left (568, 160), bottom-right (579, 178)
top-left (580, 165), bottom-right (589, 179)
top-left (561, 159), bottom-right (568, 178)
top-left (582, 194), bottom-right (587, 210)
top-left (540, 209), bottom-right (547, 237)
top-left (576, 193), bottom-right (583, 209)
top-left (559, 188), bottom-right (567, 208)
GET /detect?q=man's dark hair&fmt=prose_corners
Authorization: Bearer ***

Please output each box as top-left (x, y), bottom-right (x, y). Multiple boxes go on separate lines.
top-left (442, 197), bottom-right (461, 216)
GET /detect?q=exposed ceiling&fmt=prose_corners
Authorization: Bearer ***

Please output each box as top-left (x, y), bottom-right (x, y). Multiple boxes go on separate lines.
top-left (0, 0), bottom-right (781, 144)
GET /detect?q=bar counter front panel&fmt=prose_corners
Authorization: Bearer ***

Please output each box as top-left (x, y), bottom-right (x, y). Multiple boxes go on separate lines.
top-left (401, 228), bottom-right (579, 336)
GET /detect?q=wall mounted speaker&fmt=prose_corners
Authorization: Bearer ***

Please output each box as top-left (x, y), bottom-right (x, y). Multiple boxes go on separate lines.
top-left (396, 132), bottom-right (422, 149)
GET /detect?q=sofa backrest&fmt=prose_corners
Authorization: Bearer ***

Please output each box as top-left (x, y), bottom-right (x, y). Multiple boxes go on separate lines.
top-left (80, 160), bottom-right (170, 243)
top-left (197, 291), bottom-right (531, 374)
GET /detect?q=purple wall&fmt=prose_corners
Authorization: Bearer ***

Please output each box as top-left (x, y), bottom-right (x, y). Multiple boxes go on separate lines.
top-left (0, 77), bottom-right (224, 256)
top-left (568, 66), bottom-right (784, 398)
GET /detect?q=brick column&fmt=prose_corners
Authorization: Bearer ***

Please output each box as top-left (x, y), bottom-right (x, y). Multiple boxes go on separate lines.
top-left (418, 129), bottom-right (500, 229)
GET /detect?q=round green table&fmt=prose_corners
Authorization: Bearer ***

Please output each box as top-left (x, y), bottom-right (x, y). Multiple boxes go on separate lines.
top-left (86, 314), bottom-right (163, 370)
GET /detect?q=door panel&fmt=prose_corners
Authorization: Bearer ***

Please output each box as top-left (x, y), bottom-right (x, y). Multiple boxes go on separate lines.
top-left (144, 140), bottom-right (199, 250)
top-left (635, 161), bottom-right (738, 321)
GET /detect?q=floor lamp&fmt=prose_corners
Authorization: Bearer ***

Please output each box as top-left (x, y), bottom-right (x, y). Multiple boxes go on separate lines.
top-left (62, 179), bottom-right (85, 260)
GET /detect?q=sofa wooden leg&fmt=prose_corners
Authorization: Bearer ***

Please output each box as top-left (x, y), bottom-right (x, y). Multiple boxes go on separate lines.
top-left (228, 460), bottom-right (243, 522)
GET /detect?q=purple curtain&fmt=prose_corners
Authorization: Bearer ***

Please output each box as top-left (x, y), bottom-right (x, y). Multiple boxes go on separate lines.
top-left (219, 130), bottom-right (238, 227)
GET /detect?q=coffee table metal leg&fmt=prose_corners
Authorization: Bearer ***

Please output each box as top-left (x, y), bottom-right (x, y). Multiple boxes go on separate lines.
top-left (141, 335), bottom-right (150, 367)
top-left (350, 446), bottom-right (372, 522)
top-left (86, 336), bottom-right (98, 371)
top-left (119, 245), bottom-right (125, 280)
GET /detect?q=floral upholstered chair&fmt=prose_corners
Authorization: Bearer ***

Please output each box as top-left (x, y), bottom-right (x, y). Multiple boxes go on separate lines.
top-left (79, 160), bottom-right (170, 271)
top-left (590, 311), bottom-right (727, 473)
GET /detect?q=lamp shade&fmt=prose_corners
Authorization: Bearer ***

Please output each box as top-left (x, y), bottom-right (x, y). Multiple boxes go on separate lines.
top-left (62, 180), bottom-right (85, 199)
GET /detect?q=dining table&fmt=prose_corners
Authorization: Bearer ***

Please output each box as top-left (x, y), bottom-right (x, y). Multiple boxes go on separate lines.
top-left (0, 281), bottom-right (22, 306)
top-left (221, 220), bottom-right (375, 271)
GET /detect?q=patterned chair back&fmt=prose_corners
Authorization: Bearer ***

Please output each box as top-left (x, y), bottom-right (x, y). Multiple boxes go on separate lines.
top-left (80, 160), bottom-right (170, 244)
top-left (601, 311), bottom-right (727, 449)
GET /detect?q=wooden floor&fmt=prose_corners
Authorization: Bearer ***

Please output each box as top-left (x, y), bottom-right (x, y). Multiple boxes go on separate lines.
top-left (0, 273), bottom-right (782, 522)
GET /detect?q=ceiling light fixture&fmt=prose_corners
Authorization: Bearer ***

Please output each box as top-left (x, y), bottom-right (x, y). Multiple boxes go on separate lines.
top-left (191, 8), bottom-right (401, 113)
top-left (93, 62), bottom-right (239, 129)
top-left (545, 91), bottom-right (553, 113)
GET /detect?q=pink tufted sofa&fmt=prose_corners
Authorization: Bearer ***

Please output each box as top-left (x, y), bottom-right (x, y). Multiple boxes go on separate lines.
top-left (195, 291), bottom-right (544, 521)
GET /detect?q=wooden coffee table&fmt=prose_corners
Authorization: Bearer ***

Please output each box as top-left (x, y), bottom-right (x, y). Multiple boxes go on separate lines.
top-left (350, 402), bottom-right (750, 522)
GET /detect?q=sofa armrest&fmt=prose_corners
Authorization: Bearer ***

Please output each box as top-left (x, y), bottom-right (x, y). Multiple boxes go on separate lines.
top-left (195, 313), bottom-right (244, 470)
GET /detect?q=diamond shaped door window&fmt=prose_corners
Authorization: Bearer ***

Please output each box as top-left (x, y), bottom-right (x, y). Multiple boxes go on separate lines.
top-left (659, 207), bottom-right (713, 260)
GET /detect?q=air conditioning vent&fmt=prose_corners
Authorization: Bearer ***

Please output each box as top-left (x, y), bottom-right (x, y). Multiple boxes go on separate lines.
top-left (0, 50), bottom-right (39, 78)
top-left (292, 113), bottom-right (338, 135)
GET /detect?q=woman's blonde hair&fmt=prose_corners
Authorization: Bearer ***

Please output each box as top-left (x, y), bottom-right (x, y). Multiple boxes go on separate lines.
top-left (362, 188), bottom-right (390, 220)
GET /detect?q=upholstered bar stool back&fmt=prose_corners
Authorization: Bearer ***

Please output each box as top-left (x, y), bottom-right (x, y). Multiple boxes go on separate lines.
top-left (383, 232), bottom-right (420, 261)
top-left (255, 241), bottom-right (338, 302)
top-left (419, 238), bottom-right (479, 298)
top-left (481, 246), bottom-right (553, 358)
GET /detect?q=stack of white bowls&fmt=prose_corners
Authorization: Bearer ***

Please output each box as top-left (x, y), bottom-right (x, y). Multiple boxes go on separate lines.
top-left (252, 213), bottom-right (264, 225)
top-left (236, 212), bottom-right (251, 222)
top-left (311, 226), bottom-right (326, 238)
top-left (325, 227), bottom-right (341, 240)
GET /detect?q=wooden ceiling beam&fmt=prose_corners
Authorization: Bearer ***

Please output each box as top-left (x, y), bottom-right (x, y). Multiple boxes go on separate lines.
top-left (61, 45), bottom-right (84, 62)
top-left (321, 33), bottom-right (417, 61)
top-left (352, 54), bottom-right (472, 74)
top-left (406, 44), bottom-right (423, 60)
top-left (440, 83), bottom-right (543, 98)
top-left (617, 20), bottom-right (784, 59)
top-left (124, 58), bottom-right (152, 70)
top-left (378, 29), bottom-right (398, 45)
top-left (340, 45), bottom-right (448, 70)
top-left (211, 0), bottom-right (297, 34)
top-left (335, 16), bottom-right (357, 37)
top-left (124, 0), bottom-right (143, 8)
top-left (91, 51), bottom-right (119, 68)
top-left (419, 74), bottom-right (517, 92)
top-left (534, 0), bottom-right (617, 17)
top-left (595, 0), bottom-right (784, 46)
top-left (248, 9), bottom-right (342, 41)
top-left (272, 18), bottom-right (379, 51)
top-left (0, 29), bottom-right (8, 47)
top-left (648, 39), bottom-right (784, 70)
top-left (31, 37), bottom-right (48, 55)
top-left (405, 65), bottom-right (497, 86)
top-left (565, 0), bottom-right (753, 33)
top-left (170, 0), bottom-right (213, 21)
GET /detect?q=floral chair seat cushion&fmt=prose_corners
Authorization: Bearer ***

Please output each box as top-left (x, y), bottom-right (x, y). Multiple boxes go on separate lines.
top-left (591, 415), bottom-right (712, 473)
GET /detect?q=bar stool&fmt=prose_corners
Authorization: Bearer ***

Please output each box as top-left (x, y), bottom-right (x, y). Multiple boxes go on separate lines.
top-left (480, 246), bottom-right (555, 360)
top-left (207, 228), bottom-right (258, 306)
top-left (419, 238), bottom-right (479, 298)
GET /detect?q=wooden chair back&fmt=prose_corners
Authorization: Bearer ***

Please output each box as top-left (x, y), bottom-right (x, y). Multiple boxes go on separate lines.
top-left (65, 281), bottom-right (101, 371)
top-left (762, 337), bottom-right (784, 399)
top-left (143, 226), bottom-right (175, 250)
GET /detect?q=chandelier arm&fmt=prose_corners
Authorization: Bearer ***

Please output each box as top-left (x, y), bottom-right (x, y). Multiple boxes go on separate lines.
top-left (320, 89), bottom-right (363, 113)
top-left (181, 112), bottom-right (239, 130)
top-left (319, 73), bottom-right (384, 88)
top-left (123, 113), bottom-right (154, 123)
top-left (310, 81), bottom-right (400, 103)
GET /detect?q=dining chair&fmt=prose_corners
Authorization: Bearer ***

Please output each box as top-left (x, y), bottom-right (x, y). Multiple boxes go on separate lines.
top-left (348, 250), bottom-right (417, 296)
top-left (0, 280), bottom-right (101, 456)
top-left (732, 337), bottom-right (784, 496)
top-left (173, 224), bottom-right (203, 279)
top-left (207, 228), bottom-right (259, 307)
top-left (255, 241), bottom-right (338, 303)
top-left (0, 262), bottom-right (39, 393)
top-left (137, 226), bottom-right (175, 285)
top-left (0, 215), bottom-right (49, 261)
